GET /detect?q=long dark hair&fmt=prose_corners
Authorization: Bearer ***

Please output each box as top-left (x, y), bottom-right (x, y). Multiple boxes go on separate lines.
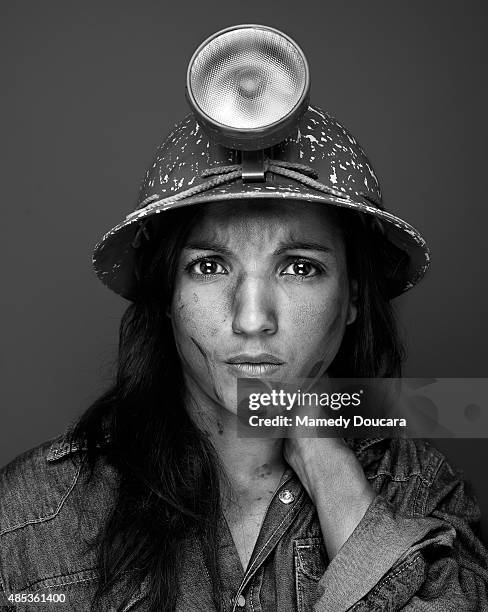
top-left (73, 203), bottom-right (405, 611)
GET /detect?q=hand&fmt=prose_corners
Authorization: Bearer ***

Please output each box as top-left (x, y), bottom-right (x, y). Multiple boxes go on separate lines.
top-left (283, 436), bottom-right (357, 503)
top-left (283, 436), bottom-right (376, 559)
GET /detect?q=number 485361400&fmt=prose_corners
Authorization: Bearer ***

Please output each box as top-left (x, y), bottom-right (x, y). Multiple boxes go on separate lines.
top-left (8, 592), bottom-right (66, 603)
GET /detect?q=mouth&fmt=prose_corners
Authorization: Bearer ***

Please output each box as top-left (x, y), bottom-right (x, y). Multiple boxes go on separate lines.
top-left (225, 354), bottom-right (285, 377)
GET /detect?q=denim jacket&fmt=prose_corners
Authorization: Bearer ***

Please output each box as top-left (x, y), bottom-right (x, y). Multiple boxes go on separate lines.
top-left (1, 427), bottom-right (487, 611)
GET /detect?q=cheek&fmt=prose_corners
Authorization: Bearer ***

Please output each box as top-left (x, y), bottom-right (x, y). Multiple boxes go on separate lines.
top-left (171, 285), bottom-right (229, 349)
top-left (319, 296), bottom-right (345, 337)
top-left (303, 303), bottom-right (344, 345)
top-left (283, 285), bottom-right (349, 364)
top-left (170, 284), bottom-right (233, 406)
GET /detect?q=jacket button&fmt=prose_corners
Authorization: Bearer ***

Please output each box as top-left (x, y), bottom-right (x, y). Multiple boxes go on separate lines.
top-left (279, 489), bottom-right (295, 504)
top-left (234, 594), bottom-right (245, 607)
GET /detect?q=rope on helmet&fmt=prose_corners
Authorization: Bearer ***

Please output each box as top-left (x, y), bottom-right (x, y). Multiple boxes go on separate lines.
top-left (128, 159), bottom-right (357, 247)
top-left (266, 162), bottom-right (347, 200)
top-left (133, 167), bottom-right (242, 214)
top-left (201, 160), bottom-right (320, 180)
top-left (132, 160), bottom-right (350, 216)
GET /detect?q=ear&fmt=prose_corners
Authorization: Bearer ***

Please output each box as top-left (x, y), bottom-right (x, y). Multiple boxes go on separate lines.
top-left (166, 306), bottom-right (172, 319)
top-left (346, 279), bottom-right (358, 326)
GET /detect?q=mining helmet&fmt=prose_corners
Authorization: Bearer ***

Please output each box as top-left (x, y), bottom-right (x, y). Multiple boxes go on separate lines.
top-left (93, 24), bottom-right (430, 300)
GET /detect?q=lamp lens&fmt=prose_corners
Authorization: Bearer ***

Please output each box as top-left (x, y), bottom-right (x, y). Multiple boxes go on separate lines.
top-left (189, 27), bottom-right (308, 130)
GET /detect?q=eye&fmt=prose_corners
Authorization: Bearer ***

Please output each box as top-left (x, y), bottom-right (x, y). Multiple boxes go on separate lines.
top-left (187, 258), bottom-right (228, 276)
top-left (281, 259), bottom-right (321, 277)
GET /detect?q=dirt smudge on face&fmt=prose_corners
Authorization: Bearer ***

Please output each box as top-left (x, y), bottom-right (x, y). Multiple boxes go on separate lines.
top-left (328, 302), bottom-right (345, 335)
top-left (190, 336), bottom-right (225, 404)
top-left (253, 463), bottom-right (272, 479)
top-left (308, 360), bottom-right (325, 377)
top-left (191, 336), bottom-right (208, 362)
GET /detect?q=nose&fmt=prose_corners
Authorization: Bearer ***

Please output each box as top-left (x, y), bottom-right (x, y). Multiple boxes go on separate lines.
top-left (232, 275), bottom-right (278, 336)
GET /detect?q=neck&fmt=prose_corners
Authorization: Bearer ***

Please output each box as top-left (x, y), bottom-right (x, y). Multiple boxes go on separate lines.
top-left (183, 380), bottom-right (287, 503)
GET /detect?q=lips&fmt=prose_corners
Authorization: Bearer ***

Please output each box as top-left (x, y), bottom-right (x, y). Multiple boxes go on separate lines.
top-left (225, 354), bottom-right (285, 377)
top-left (226, 353), bottom-right (284, 365)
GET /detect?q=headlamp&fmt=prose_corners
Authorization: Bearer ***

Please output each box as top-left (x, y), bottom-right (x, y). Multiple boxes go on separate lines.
top-left (186, 25), bottom-right (310, 151)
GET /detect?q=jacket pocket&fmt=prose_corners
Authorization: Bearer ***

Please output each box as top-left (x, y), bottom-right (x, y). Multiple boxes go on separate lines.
top-left (7, 570), bottom-right (147, 612)
top-left (4, 570), bottom-right (99, 612)
top-left (294, 537), bottom-right (328, 612)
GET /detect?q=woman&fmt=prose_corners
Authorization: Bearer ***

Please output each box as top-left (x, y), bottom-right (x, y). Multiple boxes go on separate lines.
top-left (1, 25), bottom-right (487, 612)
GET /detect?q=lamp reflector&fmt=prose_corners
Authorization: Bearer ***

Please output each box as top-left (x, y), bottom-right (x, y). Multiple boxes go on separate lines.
top-left (186, 25), bottom-right (310, 150)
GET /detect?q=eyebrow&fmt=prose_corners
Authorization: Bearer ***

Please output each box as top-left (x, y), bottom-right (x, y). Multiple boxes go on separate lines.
top-left (183, 240), bottom-right (234, 256)
top-left (273, 240), bottom-right (334, 256)
top-left (183, 239), bottom-right (334, 257)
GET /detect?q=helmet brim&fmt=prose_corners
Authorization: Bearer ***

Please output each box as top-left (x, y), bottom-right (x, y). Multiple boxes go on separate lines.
top-left (93, 180), bottom-right (430, 301)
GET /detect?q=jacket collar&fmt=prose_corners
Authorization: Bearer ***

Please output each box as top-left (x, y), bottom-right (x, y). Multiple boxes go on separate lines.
top-left (46, 420), bottom-right (111, 462)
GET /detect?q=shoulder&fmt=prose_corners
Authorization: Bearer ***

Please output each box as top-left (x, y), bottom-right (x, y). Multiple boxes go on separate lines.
top-left (0, 433), bottom-right (82, 537)
top-left (348, 437), bottom-right (445, 482)
top-left (348, 437), bottom-right (471, 518)
top-left (0, 425), bottom-right (117, 597)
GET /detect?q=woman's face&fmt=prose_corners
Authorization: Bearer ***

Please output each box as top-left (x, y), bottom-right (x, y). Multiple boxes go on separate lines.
top-left (170, 200), bottom-right (357, 413)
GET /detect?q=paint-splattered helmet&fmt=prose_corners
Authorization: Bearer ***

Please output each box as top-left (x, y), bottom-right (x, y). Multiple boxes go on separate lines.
top-left (92, 26), bottom-right (429, 301)
top-left (93, 105), bottom-right (429, 300)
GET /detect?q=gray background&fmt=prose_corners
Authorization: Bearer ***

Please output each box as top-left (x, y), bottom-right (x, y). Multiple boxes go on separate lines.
top-left (1, 2), bottom-right (487, 534)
